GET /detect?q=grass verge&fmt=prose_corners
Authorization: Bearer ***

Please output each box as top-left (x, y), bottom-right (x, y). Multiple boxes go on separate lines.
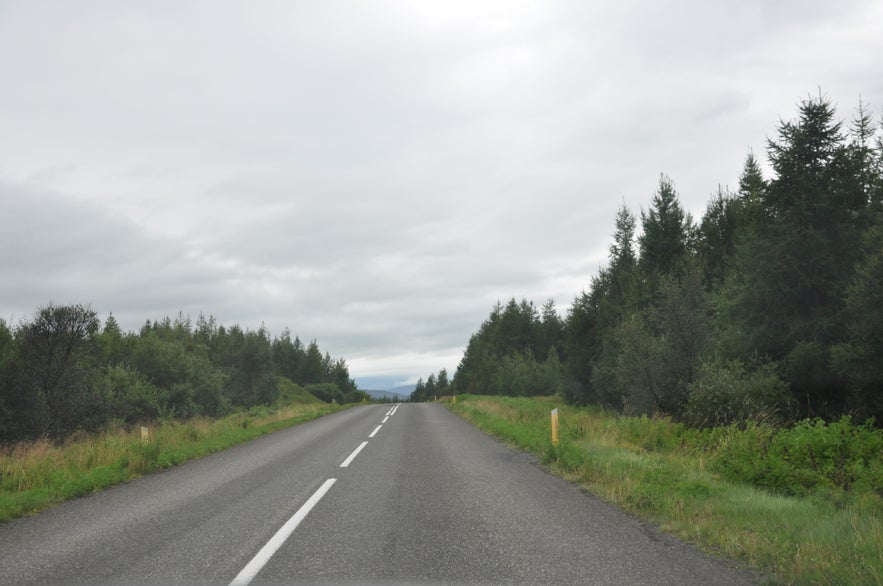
top-left (0, 401), bottom-right (344, 524)
top-left (445, 395), bottom-right (882, 586)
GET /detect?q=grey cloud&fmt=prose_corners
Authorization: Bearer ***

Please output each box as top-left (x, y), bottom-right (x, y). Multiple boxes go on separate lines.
top-left (2, 0), bottom-right (882, 383)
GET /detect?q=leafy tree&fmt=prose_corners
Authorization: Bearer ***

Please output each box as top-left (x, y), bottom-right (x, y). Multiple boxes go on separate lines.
top-left (100, 364), bottom-right (162, 422)
top-left (685, 359), bottom-right (792, 428)
top-left (305, 382), bottom-right (343, 404)
top-left (14, 304), bottom-right (103, 438)
top-left (595, 269), bottom-right (710, 417)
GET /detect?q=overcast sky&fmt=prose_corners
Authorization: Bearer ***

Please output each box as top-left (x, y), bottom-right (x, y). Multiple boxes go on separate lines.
top-left (2, 1), bottom-right (882, 389)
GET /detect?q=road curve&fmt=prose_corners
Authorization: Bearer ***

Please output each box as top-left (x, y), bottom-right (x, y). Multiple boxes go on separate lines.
top-left (0, 403), bottom-right (757, 585)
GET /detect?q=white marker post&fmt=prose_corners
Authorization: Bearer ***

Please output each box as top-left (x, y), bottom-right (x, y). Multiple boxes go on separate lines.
top-left (551, 408), bottom-right (559, 447)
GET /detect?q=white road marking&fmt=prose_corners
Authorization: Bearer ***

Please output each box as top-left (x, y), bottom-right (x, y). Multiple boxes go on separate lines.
top-left (390, 404), bottom-right (400, 415)
top-left (381, 416), bottom-right (389, 424)
top-left (229, 478), bottom-right (337, 586)
top-left (340, 441), bottom-right (368, 468)
top-left (369, 425), bottom-right (382, 438)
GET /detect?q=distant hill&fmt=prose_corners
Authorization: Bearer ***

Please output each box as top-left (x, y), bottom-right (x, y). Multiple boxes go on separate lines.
top-left (390, 384), bottom-right (416, 397)
top-left (364, 389), bottom-right (408, 401)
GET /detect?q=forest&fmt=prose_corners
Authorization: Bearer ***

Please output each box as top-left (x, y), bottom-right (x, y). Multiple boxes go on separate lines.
top-left (416, 95), bottom-right (883, 427)
top-left (0, 308), bottom-right (366, 443)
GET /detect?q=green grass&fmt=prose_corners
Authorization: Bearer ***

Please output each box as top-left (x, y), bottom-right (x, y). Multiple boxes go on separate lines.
top-left (277, 376), bottom-right (325, 404)
top-left (445, 395), bottom-right (883, 586)
top-left (0, 400), bottom-right (343, 523)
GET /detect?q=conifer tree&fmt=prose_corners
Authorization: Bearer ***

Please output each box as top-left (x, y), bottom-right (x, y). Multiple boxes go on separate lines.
top-left (639, 174), bottom-right (692, 290)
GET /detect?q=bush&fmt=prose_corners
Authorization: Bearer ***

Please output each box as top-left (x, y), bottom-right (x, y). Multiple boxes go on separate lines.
top-left (100, 365), bottom-right (161, 422)
top-left (686, 359), bottom-right (792, 427)
top-left (711, 416), bottom-right (883, 498)
top-left (305, 383), bottom-right (344, 404)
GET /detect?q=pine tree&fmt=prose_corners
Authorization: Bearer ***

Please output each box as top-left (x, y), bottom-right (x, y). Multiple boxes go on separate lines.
top-left (697, 186), bottom-right (739, 290)
top-left (639, 174), bottom-right (692, 289)
top-left (723, 94), bottom-right (869, 416)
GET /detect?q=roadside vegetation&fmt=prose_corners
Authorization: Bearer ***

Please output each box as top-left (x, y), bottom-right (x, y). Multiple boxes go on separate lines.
top-left (416, 93), bottom-right (883, 429)
top-left (0, 379), bottom-right (345, 523)
top-left (412, 96), bottom-right (883, 583)
top-left (446, 395), bottom-right (882, 585)
top-left (0, 306), bottom-right (368, 523)
top-left (0, 305), bottom-right (368, 444)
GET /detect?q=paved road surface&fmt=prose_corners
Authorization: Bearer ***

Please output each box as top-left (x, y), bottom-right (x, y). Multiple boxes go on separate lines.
top-left (0, 403), bottom-right (757, 585)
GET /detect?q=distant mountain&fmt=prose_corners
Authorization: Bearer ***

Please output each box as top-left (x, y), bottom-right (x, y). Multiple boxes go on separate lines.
top-left (390, 384), bottom-right (416, 396)
top-left (355, 377), bottom-right (416, 401)
top-left (364, 389), bottom-right (409, 401)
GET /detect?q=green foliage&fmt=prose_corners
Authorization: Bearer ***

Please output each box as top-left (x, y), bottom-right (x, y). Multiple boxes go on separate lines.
top-left (99, 364), bottom-right (162, 422)
top-left (0, 305), bottom-right (358, 445)
top-left (304, 382), bottom-right (366, 404)
top-left (276, 377), bottom-right (322, 404)
top-left (711, 417), bottom-right (883, 500)
top-left (831, 220), bottom-right (883, 421)
top-left (639, 174), bottom-right (694, 287)
top-left (594, 269), bottom-right (711, 418)
top-left (720, 95), bottom-right (872, 417)
top-left (11, 304), bottom-right (104, 439)
top-left (0, 401), bottom-right (342, 523)
top-left (455, 91), bottom-right (883, 426)
top-left (452, 298), bottom-right (564, 397)
top-left (449, 395), bottom-right (883, 585)
top-left (685, 360), bottom-right (792, 428)
top-left (224, 328), bottom-right (278, 407)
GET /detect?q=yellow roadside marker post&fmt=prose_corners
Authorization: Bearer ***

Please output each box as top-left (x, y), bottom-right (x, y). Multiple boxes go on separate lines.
top-left (452, 395), bottom-right (457, 404)
top-left (551, 408), bottom-right (559, 447)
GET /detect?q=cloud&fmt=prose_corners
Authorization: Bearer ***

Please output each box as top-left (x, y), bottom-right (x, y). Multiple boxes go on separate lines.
top-left (1, 0), bottom-right (882, 384)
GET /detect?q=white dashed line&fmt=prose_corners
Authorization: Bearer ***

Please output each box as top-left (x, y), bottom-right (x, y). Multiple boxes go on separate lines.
top-left (340, 441), bottom-right (368, 468)
top-left (229, 478), bottom-right (337, 586)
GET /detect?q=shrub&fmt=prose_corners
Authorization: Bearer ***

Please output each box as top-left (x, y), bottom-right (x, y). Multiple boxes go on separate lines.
top-left (305, 383), bottom-right (343, 404)
top-left (685, 359), bottom-right (792, 427)
top-left (711, 416), bottom-right (883, 498)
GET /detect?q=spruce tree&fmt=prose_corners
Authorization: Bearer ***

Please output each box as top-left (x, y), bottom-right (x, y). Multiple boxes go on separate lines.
top-left (639, 174), bottom-right (692, 291)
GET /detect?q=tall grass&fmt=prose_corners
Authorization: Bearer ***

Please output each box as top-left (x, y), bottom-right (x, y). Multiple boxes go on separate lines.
top-left (0, 401), bottom-right (341, 523)
top-left (447, 395), bottom-right (883, 585)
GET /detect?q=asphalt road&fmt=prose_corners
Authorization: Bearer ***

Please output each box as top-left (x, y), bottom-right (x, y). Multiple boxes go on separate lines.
top-left (0, 403), bottom-right (757, 585)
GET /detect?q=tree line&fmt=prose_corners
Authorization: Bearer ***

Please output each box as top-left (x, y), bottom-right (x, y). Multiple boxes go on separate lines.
top-left (0, 306), bottom-right (366, 442)
top-left (420, 94), bottom-right (883, 426)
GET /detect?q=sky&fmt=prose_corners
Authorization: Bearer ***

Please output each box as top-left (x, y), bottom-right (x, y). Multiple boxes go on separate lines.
top-left (2, 1), bottom-right (882, 390)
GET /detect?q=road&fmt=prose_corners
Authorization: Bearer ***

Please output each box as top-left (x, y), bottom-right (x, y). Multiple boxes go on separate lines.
top-left (0, 403), bottom-right (757, 585)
